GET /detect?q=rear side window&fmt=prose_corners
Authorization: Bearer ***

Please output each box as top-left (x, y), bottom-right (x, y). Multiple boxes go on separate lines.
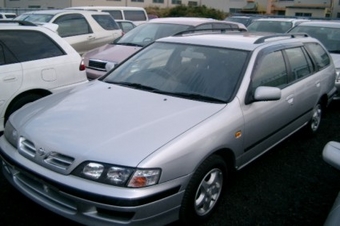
top-left (92, 14), bottom-right (120, 30)
top-left (305, 43), bottom-right (330, 70)
top-left (252, 51), bottom-right (288, 89)
top-left (0, 30), bottom-right (64, 62)
top-left (54, 14), bottom-right (92, 37)
top-left (103, 10), bottom-right (123, 20)
top-left (0, 42), bottom-right (18, 65)
top-left (284, 47), bottom-right (313, 80)
top-left (124, 10), bottom-right (147, 21)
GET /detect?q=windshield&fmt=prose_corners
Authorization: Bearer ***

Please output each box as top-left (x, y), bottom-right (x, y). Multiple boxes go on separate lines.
top-left (289, 26), bottom-right (340, 53)
top-left (115, 23), bottom-right (192, 47)
top-left (247, 21), bottom-right (293, 33)
top-left (16, 14), bottom-right (54, 23)
top-left (102, 42), bottom-right (249, 103)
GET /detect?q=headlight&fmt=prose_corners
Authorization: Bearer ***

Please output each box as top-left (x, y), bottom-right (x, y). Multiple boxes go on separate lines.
top-left (73, 161), bottom-right (161, 188)
top-left (4, 120), bottom-right (18, 148)
top-left (336, 68), bottom-right (340, 82)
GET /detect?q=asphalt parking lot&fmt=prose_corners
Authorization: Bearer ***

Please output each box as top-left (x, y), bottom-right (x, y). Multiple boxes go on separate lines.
top-left (1, 101), bottom-right (340, 226)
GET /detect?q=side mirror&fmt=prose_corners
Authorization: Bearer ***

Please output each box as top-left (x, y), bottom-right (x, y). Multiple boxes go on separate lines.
top-left (254, 86), bottom-right (281, 101)
top-left (323, 141), bottom-right (340, 170)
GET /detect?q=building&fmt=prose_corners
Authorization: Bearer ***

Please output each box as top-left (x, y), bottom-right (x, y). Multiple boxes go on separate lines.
top-left (0, 0), bottom-right (339, 18)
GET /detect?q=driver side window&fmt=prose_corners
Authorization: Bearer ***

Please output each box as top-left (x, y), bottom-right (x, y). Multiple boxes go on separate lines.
top-left (252, 51), bottom-right (288, 89)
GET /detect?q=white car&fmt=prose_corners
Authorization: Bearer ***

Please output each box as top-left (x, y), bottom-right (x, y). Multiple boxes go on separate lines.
top-left (0, 12), bottom-right (16, 20)
top-left (65, 6), bottom-right (149, 25)
top-left (0, 20), bottom-right (88, 132)
top-left (16, 10), bottom-right (123, 55)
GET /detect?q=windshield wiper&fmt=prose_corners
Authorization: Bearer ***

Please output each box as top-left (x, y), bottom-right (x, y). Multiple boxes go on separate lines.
top-left (115, 42), bottom-right (144, 47)
top-left (105, 81), bottom-right (226, 103)
top-left (106, 81), bottom-right (160, 92)
top-left (154, 91), bottom-right (226, 103)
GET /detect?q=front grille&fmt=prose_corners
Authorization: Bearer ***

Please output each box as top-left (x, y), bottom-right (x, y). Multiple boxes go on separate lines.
top-left (19, 138), bottom-right (36, 157)
top-left (18, 137), bottom-right (74, 171)
top-left (44, 152), bottom-right (74, 170)
top-left (88, 59), bottom-right (107, 71)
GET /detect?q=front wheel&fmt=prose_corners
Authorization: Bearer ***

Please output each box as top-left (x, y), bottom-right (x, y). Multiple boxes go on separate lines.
top-left (179, 155), bottom-right (227, 225)
top-left (305, 102), bottom-right (322, 135)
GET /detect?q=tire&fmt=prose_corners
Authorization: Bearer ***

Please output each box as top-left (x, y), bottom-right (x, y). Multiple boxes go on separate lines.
top-left (5, 93), bottom-right (43, 124)
top-left (305, 102), bottom-right (322, 135)
top-left (179, 155), bottom-right (227, 225)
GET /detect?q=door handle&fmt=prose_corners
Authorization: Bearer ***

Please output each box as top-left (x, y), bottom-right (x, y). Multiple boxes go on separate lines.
top-left (87, 35), bottom-right (95, 40)
top-left (315, 80), bottom-right (321, 88)
top-left (286, 95), bottom-right (294, 105)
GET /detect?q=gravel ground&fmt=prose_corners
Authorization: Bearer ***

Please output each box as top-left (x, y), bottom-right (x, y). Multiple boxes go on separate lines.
top-left (1, 102), bottom-right (340, 226)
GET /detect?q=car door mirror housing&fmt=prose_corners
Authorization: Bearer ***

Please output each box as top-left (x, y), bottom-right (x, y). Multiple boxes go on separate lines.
top-left (254, 86), bottom-right (281, 101)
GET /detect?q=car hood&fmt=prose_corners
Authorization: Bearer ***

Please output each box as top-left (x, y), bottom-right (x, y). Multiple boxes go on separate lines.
top-left (12, 81), bottom-right (225, 167)
top-left (83, 43), bottom-right (142, 64)
top-left (331, 53), bottom-right (340, 68)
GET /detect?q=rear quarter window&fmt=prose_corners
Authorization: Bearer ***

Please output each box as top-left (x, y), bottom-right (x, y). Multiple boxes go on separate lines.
top-left (103, 10), bottom-right (123, 20)
top-left (305, 42), bottom-right (330, 70)
top-left (93, 14), bottom-right (120, 30)
top-left (54, 14), bottom-right (92, 37)
top-left (0, 30), bottom-right (64, 62)
top-left (124, 10), bottom-right (147, 21)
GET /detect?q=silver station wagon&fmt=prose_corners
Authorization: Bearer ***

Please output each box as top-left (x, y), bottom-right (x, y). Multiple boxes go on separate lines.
top-left (0, 31), bottom-right (337, 225)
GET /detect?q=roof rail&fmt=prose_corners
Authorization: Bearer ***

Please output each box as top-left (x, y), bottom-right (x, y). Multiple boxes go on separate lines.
top-left (254, 33), bottom-right (309, 44)
top-left (173, 27), bottom-right (247, 36)
top-left (0, 20), bottom-right (37, 26)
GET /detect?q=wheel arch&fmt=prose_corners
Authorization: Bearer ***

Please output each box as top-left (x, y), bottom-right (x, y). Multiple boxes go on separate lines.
top-left (4, 89), bottom-right (52, 120)
top-left (209, 148), bottom-right (237, 174)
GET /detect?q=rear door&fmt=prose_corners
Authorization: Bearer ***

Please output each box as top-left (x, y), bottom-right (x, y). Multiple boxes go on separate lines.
top-left (283, 45), bottom-right (319, 122)
top-left (53, 13), bottom-right (121, 55)
top-left (53, 13), bottom-right (93, 54)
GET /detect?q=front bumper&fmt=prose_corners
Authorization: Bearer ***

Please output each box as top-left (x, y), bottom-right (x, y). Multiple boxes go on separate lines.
top-left (0, 136), bottom-right (188, 226)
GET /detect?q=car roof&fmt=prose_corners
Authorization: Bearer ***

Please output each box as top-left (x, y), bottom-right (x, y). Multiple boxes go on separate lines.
top-left (252, 18), bottom-right (309, 22)
top-left (156, 32), bottom-right (316, 51)
top-left (147, 17), bottom-right (243, 27)
top-left (66, 6), bottom-right (145, 10)
top-left (295, 20), bottom-right (340, 28)
top-left (20, 9), bottom-right (110, 16)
